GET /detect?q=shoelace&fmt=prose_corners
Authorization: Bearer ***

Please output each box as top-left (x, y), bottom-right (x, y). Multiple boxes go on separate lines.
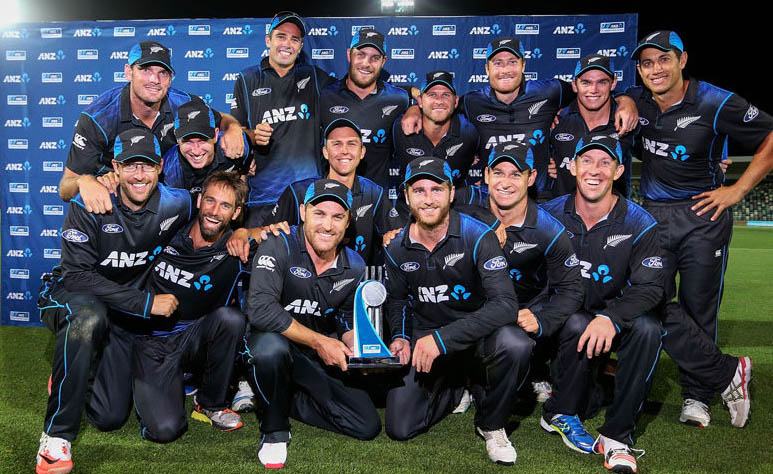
top-left (488, 429), bottom-right (511, 447)
top-left (608, 446), bottom-right (646, 460)
top-left (684, 399), bottom-right (708, 411)
top-left (560, 415), bottom-right (588, 434)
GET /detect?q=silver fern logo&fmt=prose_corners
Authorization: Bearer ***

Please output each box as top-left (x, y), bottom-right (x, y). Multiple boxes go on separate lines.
top-left (355, 203), bottom-right (373, 219)
top-left (604, 234), bottom-right (631, 249)
top-left (296, 76), bottom-right (311, 91)
top-left (510, 242), bottom-right (538, 254)
top-left (330, 278), bottom-right (355, 293)
top-left (674, 116), bottom-right (701, 131)
top-left (443, 252), bottom-right (464, 269)
top-left (528, 99), bottom-right (548, 119)
top-left (158, 215), bottom-right (179, 234)
top-left (446, 143), bottom-right (463, 157)
top-left (382, 105), bottom-right (398, 118)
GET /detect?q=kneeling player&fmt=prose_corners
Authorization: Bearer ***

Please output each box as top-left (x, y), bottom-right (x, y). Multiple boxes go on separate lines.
top-left (133, 171), bottom-right (253, 442)
top-left (383, 158), bottom-right (525, 465)
top-left (246, 179), bottom-right (379, 469)
top-left (542, 135), bottom-right (665, 473)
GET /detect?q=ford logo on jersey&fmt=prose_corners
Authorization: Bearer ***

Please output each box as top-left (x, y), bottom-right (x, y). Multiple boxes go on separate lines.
top-left (62, 229), bottom-right (89, 243)
top-left (329, 106), bottom-right (349, 114)
top-left (400, 262), bottom-right (420, 272)
top-left (564, 253), bottom-right (580, 267)
top-left (638, 117), bottom-right (649, 126)
top-left (554, 133), bottom-right (574, 142)
top-left (641, 256), bottom-right (663, 269)
top-left (101, 223), bottom-right (123, 234)
top-left (290, 266), bottom-right (312, 279)
top-left (483, 256), bottom-right (507, 271)
top-left (477, 114), bottom-right (497, 123)
top-left (406, 148), bottom-right (425, 157)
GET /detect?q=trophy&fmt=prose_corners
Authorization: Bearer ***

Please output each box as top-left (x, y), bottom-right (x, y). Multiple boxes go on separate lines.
top-left (347, 279), bottom-right (401, 369)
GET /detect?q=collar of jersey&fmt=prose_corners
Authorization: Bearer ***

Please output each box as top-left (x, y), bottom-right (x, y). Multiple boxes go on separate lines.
top-left (403, 209), bottom-right (462, 250)
top-left (260, 56), bottom-right (302, 76)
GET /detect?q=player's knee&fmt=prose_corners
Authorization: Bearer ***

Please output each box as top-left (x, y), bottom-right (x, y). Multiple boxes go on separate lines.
top-left (67, 295), bottom-right (109, 343)
top-left (352, 413), bottom-right (382, 441)
top-left (247, 332), bottom-right (290, 369)
top-left (212, 306), bottom-right (246, 337)
top-left (89, 410), bottom-right (129, 433)
top-left (385, 420), bottom-right (416, 441)
top-left (494, 325), bottom-right (535, 363)
top-left (143, 419), bottom-right (187, 444)
top-left (630, 313), bottom-right (663, 346)
top-left (563, 311), bottom-right (592, 338)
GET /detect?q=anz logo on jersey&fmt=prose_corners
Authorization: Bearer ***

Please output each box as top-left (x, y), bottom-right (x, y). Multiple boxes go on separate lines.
top-left (154, 261), bottom-right (194, 288)
top-left (284, 299), bottom-right (322, 316)
top-left (578, 260), bottom-right (614, 284)
top-left (260, 104), bottom-right (311, 125)
top-left (418, 285), bottom-right (449, 303)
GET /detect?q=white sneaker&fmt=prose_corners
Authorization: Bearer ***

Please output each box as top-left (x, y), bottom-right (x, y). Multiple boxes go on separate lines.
top-left (476, 426), bottom-right (516, 465)
top-left (231, 380), bottom-right (256, 413)
top-left (36, 432), bottom-right (72, 474)
top-left (679, 398), bottom-right (710, 428)
top-left (532, 381), bottom-right (553, 403)
top-left (592, 434), bottom-right (642, 473)
top-left (452, 389), bottom-right (473, 414)
top-left (258, 432), bottom-right (290, 469)
top-left (721, 356), bottom-right (752, 428)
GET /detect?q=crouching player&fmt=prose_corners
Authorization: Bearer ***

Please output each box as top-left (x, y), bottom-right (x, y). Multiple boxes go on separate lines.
top-left (132, 171), bottom-right (253, 442)
top-left (541, 135), bottom-right (665, 474)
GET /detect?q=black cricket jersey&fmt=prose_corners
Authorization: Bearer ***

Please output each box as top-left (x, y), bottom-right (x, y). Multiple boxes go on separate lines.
top-left (320, 77), bottom-right (410, 188)
top-left (147, 220), bottom-right (257, 335)
top-left (542, 192), bottom-right (663, 331)
top-left (162, 131), bottom-right (251, 195)
top-left (392, 112), bottom-right (479, 188)
top-left (626, 79), bottom-right (773, 201)
top-left (462, 80), bottom-right (574, 198)
top-left (549, 100), bottom-right (635, 198)
top-left (267, 175), bottom-right (401, 264)
top-left (66, 84), bottom-right (220, 176)
top-left (231, 57), bottom-right (336, 207)
top-left (56, 183), bottom-right (192, 317)
top-left (246, 225), bottom-right (366, 340)
top-left (383, 210), bottom-right (518, 354)
top-left (453, 187), bottom-right (584, 338)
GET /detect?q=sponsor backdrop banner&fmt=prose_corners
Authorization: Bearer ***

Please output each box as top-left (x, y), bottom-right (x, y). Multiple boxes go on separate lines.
top-left (1, 14), bottom-right (636, 327)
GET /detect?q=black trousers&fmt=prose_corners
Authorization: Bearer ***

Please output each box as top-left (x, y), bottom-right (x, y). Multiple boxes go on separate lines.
top-left (39, 282), bottom-right (135, 442)
top-left (132, 307), bottom-right (246, 443)
top-left (384, 325), bottom-right (534, 440)
top-left (245, 331), bottom-right (381, 440)
top-left (646, 199), bottom-right (735, 400)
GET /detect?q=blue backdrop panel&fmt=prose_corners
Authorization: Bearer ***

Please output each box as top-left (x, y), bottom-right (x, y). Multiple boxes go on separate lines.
top-left (1, 14), bottom-right (637, 327)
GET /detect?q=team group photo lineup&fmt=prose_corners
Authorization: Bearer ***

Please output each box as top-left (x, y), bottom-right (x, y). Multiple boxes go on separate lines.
top-left (1, 7), bottom-right (771, 474)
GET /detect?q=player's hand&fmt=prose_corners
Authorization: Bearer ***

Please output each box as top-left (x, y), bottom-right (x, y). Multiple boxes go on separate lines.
top-left (96, 171), bottom-right (119, 195)
top-left (258, 221), bottom-right (291, 242)
top-left (517, 308), bottom-right (540, 334)
top-left (548, 157), bottom-right (558, 179)
top-left (613, 95), bottom-right (639, 137)
top-left (412, 335), bottom-right (441, 373)
top-left (151, 294), bottom-right (179, 317)
top-left (382, 228), bottom-right (402, 247)
top-left (577, 315), bottom-right (616, 359)
top-left (494, 223), bottom-right (507, 248)
top-left (314, 334), bottom-right (353, 371)
top-left (400, 105), bottom-right (423, 135)
top-left (719, 158), bottom-right (733, 174)
top-left (220, 126), bottom-right (245, 158)
top-left (550, 110), bottom-right (562, 131)
top-left (78, 174), bottom-right (113, 214)
top-left (253, 122), bottom-right (274, 146)
top-left (389, 337), bottom-right (411, 365)
top-left (226, 228), bottom-right (251, 263)
top-left (341, 330), bottom-right (355, 351)
top-left (691, 186), bottom-right (743, 221)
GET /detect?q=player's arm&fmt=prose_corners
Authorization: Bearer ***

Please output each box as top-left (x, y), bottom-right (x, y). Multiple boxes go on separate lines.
top-left (432, 230), bottom-right (519, 354)
top-left (60, 113), bottom-right (112, 208)
top-left (229, 73), bottom-right (257, 144)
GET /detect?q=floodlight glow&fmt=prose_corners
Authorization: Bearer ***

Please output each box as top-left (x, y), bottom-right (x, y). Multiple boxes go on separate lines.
top-left (0, 0), bottom-right (21, 25)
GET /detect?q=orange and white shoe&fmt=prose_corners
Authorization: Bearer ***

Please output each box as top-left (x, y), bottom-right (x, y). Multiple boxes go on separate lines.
top-left (592, 434), bottom-right (644, 474)
top-left (36, 432), bottom-right (72, 474)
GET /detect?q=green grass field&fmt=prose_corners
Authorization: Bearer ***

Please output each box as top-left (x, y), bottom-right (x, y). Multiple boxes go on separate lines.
top-left (1, 226), bottom-right (771, 473)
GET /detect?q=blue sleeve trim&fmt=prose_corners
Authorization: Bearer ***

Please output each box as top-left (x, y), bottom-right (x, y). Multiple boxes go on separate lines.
top-left (632, 221), bottom-right (657, 245)
top-left (383, 247), bottom-right (399, 267)
top-left (544, 225), bottom-right (564, 256)
top-left (434, 330), bottom-right (447, 354)
top-left (535, 316), bottom-right (543, 338)
top-left (82, 112), bottom-right (108, 144)
top-left (239, 74), bottom-right (252, 129)
top-left (279, 231), bottom-right (290, 256)
top-left (289, 186), bottom-right (301, 225)
top-left (142, 293), bottom-right (151, 318)
top-left (713, 92), bottom-right (734, 135)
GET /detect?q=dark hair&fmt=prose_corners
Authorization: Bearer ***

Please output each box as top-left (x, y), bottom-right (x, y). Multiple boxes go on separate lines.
top-left (201, 171), bottom-right (247, 209)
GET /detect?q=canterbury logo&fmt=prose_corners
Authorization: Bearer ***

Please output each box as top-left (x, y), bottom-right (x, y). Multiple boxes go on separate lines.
top-left (675, 116), bottom-right (701, 131)
top-left (296, 77), bottom-right (311, 90)
top-left (130, 135), bottom-right (145, 145)
top-left (355, 204), bottom-right (373, 219)
top-left (511, 242), bottom-right (538, 254)
top-left (331, 278), bottom-right (355, 293)
top-left (187, 110), bottom-right (201, 120)
top-left (604, 234), bottom-right (631, 249)
top-left (382, 105), bottom-right (398, 118)
top-left (446, 143), bottom-right (463, 157)
top-left (159, 215), bottom-right (179, 234)
top-left (443, 252), bottom-right (464, 269)
top-left (528, 99), bottom-right (548, 119)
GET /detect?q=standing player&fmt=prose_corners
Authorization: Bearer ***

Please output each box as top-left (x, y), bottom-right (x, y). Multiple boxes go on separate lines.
top-left (320, 28), bottom-right (410, 189)
top-left (35, 130), bottom-right (191, 474)
top-left (230, 11), bottom-right (338, 226)
top-left (133, 172), bottom-right (252, 442)
top-left (548, 54), bottom-right (634, 198)
top-left (59, 41), bottom-right (243, 213)
top-left (627, 31), bottom-right (767, 427)
top-left (383, 158), bottom-right (526, 465)
top-left (162, 101), bottom-right (251, 195)
top-left (245, 179), bottom-right (379, 469)
top-left (402, 37), bottom-right (639, 201)
top-left (542, 135), bottom-right (665, 473)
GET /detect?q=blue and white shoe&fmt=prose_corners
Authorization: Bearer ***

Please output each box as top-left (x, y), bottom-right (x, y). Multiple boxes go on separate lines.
top-left (540, 414), bottom-right (594, 454)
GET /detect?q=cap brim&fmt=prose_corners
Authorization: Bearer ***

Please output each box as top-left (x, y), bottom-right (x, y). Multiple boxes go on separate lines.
top-left (575, 143), bottom-right (620, 162)
top-left (176, 129), bottom-right (216, 140)
top-left (403, 171), bottom-right (451, 187)
top-left (488, 155), bottom-right (531, 171)
top-left (115, 153), bottom-right (161, 164)
top-left (324, 119), bottom-right (361, 139)
top-left (351, 42), bottom-right (386, 56)
top-left (422, 79), bottom-right (456, 95)
top-left (488, 46), bottom-right (523, 60)
top-left (306, 193), bottom-right (350, 210)
top-left (631, 43), bottom-right (673, 60)
top-left (575, 65), bottom-right (615, 79)
top-left (273, 17), bottom-right (306, 37)
top-left (134, 58), bottom-right (175, 74)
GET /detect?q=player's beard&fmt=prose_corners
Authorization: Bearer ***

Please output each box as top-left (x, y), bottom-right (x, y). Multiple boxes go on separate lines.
top-left (198, 212), bottom-right (228, 242)
top-left (410, 199), bottom-right (451, 230)
top-left (348, 62), bottom-right (380, 90)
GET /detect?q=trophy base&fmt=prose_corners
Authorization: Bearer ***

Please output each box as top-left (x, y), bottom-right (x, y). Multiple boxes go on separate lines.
top-left (347, 356), bottom-right (402, 369)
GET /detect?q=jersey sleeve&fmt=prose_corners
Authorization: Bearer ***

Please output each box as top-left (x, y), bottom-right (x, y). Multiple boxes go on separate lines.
top-left (266, 185), bottom-right (301, 226)
top-left (315, 66), bottom-right (338, 90)
top-left (598, 222), bottom-right (664, 330)
top-left (432, 230), bottom-right (519, 353)
top-left (383, 244), bottom-right (412, 341)
top-left (231, 73), bottom-right (250, 128)
top-left (65, 113), bottom-right (109, 176)
top-left (245, 234), bottom-right (294, 332)
top-left (60, 202), bottom-right (154, 317)
top-left (714, 94), bottom-right (773, 153)
top-left (555, 79), bottom-right (575, 109)
top-left (161, 147), bottom-right (183, 188)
